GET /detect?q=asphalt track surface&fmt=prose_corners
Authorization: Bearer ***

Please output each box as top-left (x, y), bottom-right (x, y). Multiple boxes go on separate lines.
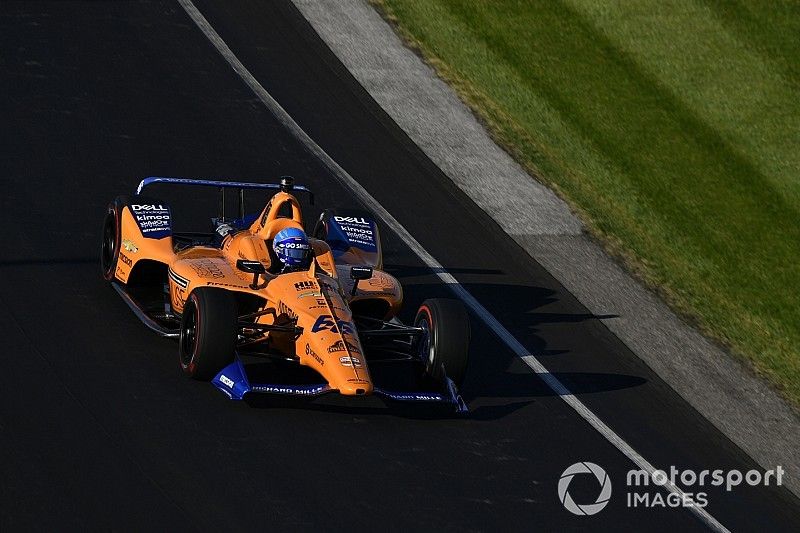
top-left (0, 1), bottom-right (798, 531)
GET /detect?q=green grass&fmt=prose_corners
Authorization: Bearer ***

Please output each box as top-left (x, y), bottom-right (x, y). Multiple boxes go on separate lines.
top-left (373, 0), bottom-right (800, 404)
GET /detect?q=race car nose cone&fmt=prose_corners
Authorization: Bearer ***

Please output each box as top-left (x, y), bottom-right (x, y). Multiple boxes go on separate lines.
top-left (338, 379), bottom-right (373, 396)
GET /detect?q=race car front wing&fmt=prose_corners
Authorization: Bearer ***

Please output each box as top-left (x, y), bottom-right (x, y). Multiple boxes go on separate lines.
top-left (212, 357), bottom-right (468, 413)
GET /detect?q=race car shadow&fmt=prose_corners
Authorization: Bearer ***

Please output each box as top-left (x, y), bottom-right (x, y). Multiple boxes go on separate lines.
top-left (383, 274), bottom-right (650, 420)
top-left (463, 372), bottom-right (647, 421)
top-left (240, 369), bottom-right (645, 421)
top-left (384, 264), bottom-right (505, 277)
top-left (525, 312), bottom-right (620, 324)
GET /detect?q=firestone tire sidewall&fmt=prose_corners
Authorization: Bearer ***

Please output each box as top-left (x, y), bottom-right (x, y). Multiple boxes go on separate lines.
top-left (414, 298), bottom-right (470, 387)
top-left (179, 288), bottom-right (237, 381)
top-left (101, 198), bottom-right (125, 281)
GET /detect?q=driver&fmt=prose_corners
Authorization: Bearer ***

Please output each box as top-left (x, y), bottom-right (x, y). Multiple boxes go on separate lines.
top-left (272, 227), bottom-right (313, 272)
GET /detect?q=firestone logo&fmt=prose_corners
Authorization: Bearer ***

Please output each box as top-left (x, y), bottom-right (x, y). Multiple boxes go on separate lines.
top-left (558, 462), bottom-right (612, 516)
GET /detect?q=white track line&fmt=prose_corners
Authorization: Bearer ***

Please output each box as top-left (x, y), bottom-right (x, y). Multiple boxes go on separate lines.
top-left (177, 1), bottom-right (728, 530)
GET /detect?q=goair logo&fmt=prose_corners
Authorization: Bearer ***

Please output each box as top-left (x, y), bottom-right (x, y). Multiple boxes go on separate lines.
top-left (311, 315), bottom-right (354, 335)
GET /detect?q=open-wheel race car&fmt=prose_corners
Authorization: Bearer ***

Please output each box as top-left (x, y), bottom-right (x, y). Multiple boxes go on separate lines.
top-left (101, 176), bottom-right (469, 413)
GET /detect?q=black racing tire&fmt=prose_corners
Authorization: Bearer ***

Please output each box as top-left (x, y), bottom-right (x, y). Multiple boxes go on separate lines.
top-left (100, 196), bottom-right (126, 281)
top-left (414, 298), bottom-right (470, 386)
top-left (179, 288), bottom-right (237, 381)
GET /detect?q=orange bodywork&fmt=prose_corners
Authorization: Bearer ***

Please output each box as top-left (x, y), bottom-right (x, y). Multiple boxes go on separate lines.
top-left (114, 190), bottom-right (402, 396)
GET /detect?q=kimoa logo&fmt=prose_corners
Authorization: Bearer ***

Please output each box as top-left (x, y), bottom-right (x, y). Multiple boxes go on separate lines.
top-left (558, 462), bottom-right (612, 516)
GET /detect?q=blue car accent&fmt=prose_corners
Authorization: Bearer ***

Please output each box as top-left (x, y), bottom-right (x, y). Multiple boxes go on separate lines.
top-left (136, 176), bottom-right (314, 196)
top-left (212, 356), bottom-right (468, 413)
top-left (325, 215), bottom-right (378, 257)
top-left (212, 359), bottom-right (252, 400)
top-left (130, 201), bottom-right (172, 239)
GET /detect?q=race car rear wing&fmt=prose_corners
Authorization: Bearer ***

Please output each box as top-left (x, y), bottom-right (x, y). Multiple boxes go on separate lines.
top-left (136, 175), bottom-right (314, 220)
top-left (136, 175), bottom-right (314, 199)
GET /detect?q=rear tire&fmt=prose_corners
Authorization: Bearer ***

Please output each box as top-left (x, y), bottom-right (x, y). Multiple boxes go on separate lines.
top-left (414, 298), bottom-right (470, 386)
top-left (100, 197), bottom-right (125, 281)
top-left (179, 288), bottom-right (237, 380)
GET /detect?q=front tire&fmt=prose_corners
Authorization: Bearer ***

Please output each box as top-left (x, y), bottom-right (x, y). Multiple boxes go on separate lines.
top-left (414, 298), bottom-right (470, 386)
top-left (179, 288), bottom-right (237, 380)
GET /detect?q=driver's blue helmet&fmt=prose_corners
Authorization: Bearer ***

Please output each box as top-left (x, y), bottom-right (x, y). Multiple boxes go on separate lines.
top-left (273, 227), bottom-right (312, 268)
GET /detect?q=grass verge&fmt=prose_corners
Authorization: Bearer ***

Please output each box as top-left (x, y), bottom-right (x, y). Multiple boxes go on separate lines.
top-left (372, 0), bottom-right (800, 404)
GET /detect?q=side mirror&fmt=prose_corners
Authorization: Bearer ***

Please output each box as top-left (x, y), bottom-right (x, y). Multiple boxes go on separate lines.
top-left (350, 266), bottom-right (373, 296)
top-left (350, 266), bottom-right (373, 280)
top-left (236, 259), bottom-right (266, 274)
top-left (236, 259), bottom-right (267, 288)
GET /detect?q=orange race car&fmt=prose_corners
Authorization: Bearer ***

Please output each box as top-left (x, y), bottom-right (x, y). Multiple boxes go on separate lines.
top-left (101, 176), bottom-right (468, 412)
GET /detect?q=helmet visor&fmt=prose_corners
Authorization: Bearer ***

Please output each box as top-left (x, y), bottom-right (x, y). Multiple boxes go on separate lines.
top-left (282, 247), bottom-right (309, 260)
